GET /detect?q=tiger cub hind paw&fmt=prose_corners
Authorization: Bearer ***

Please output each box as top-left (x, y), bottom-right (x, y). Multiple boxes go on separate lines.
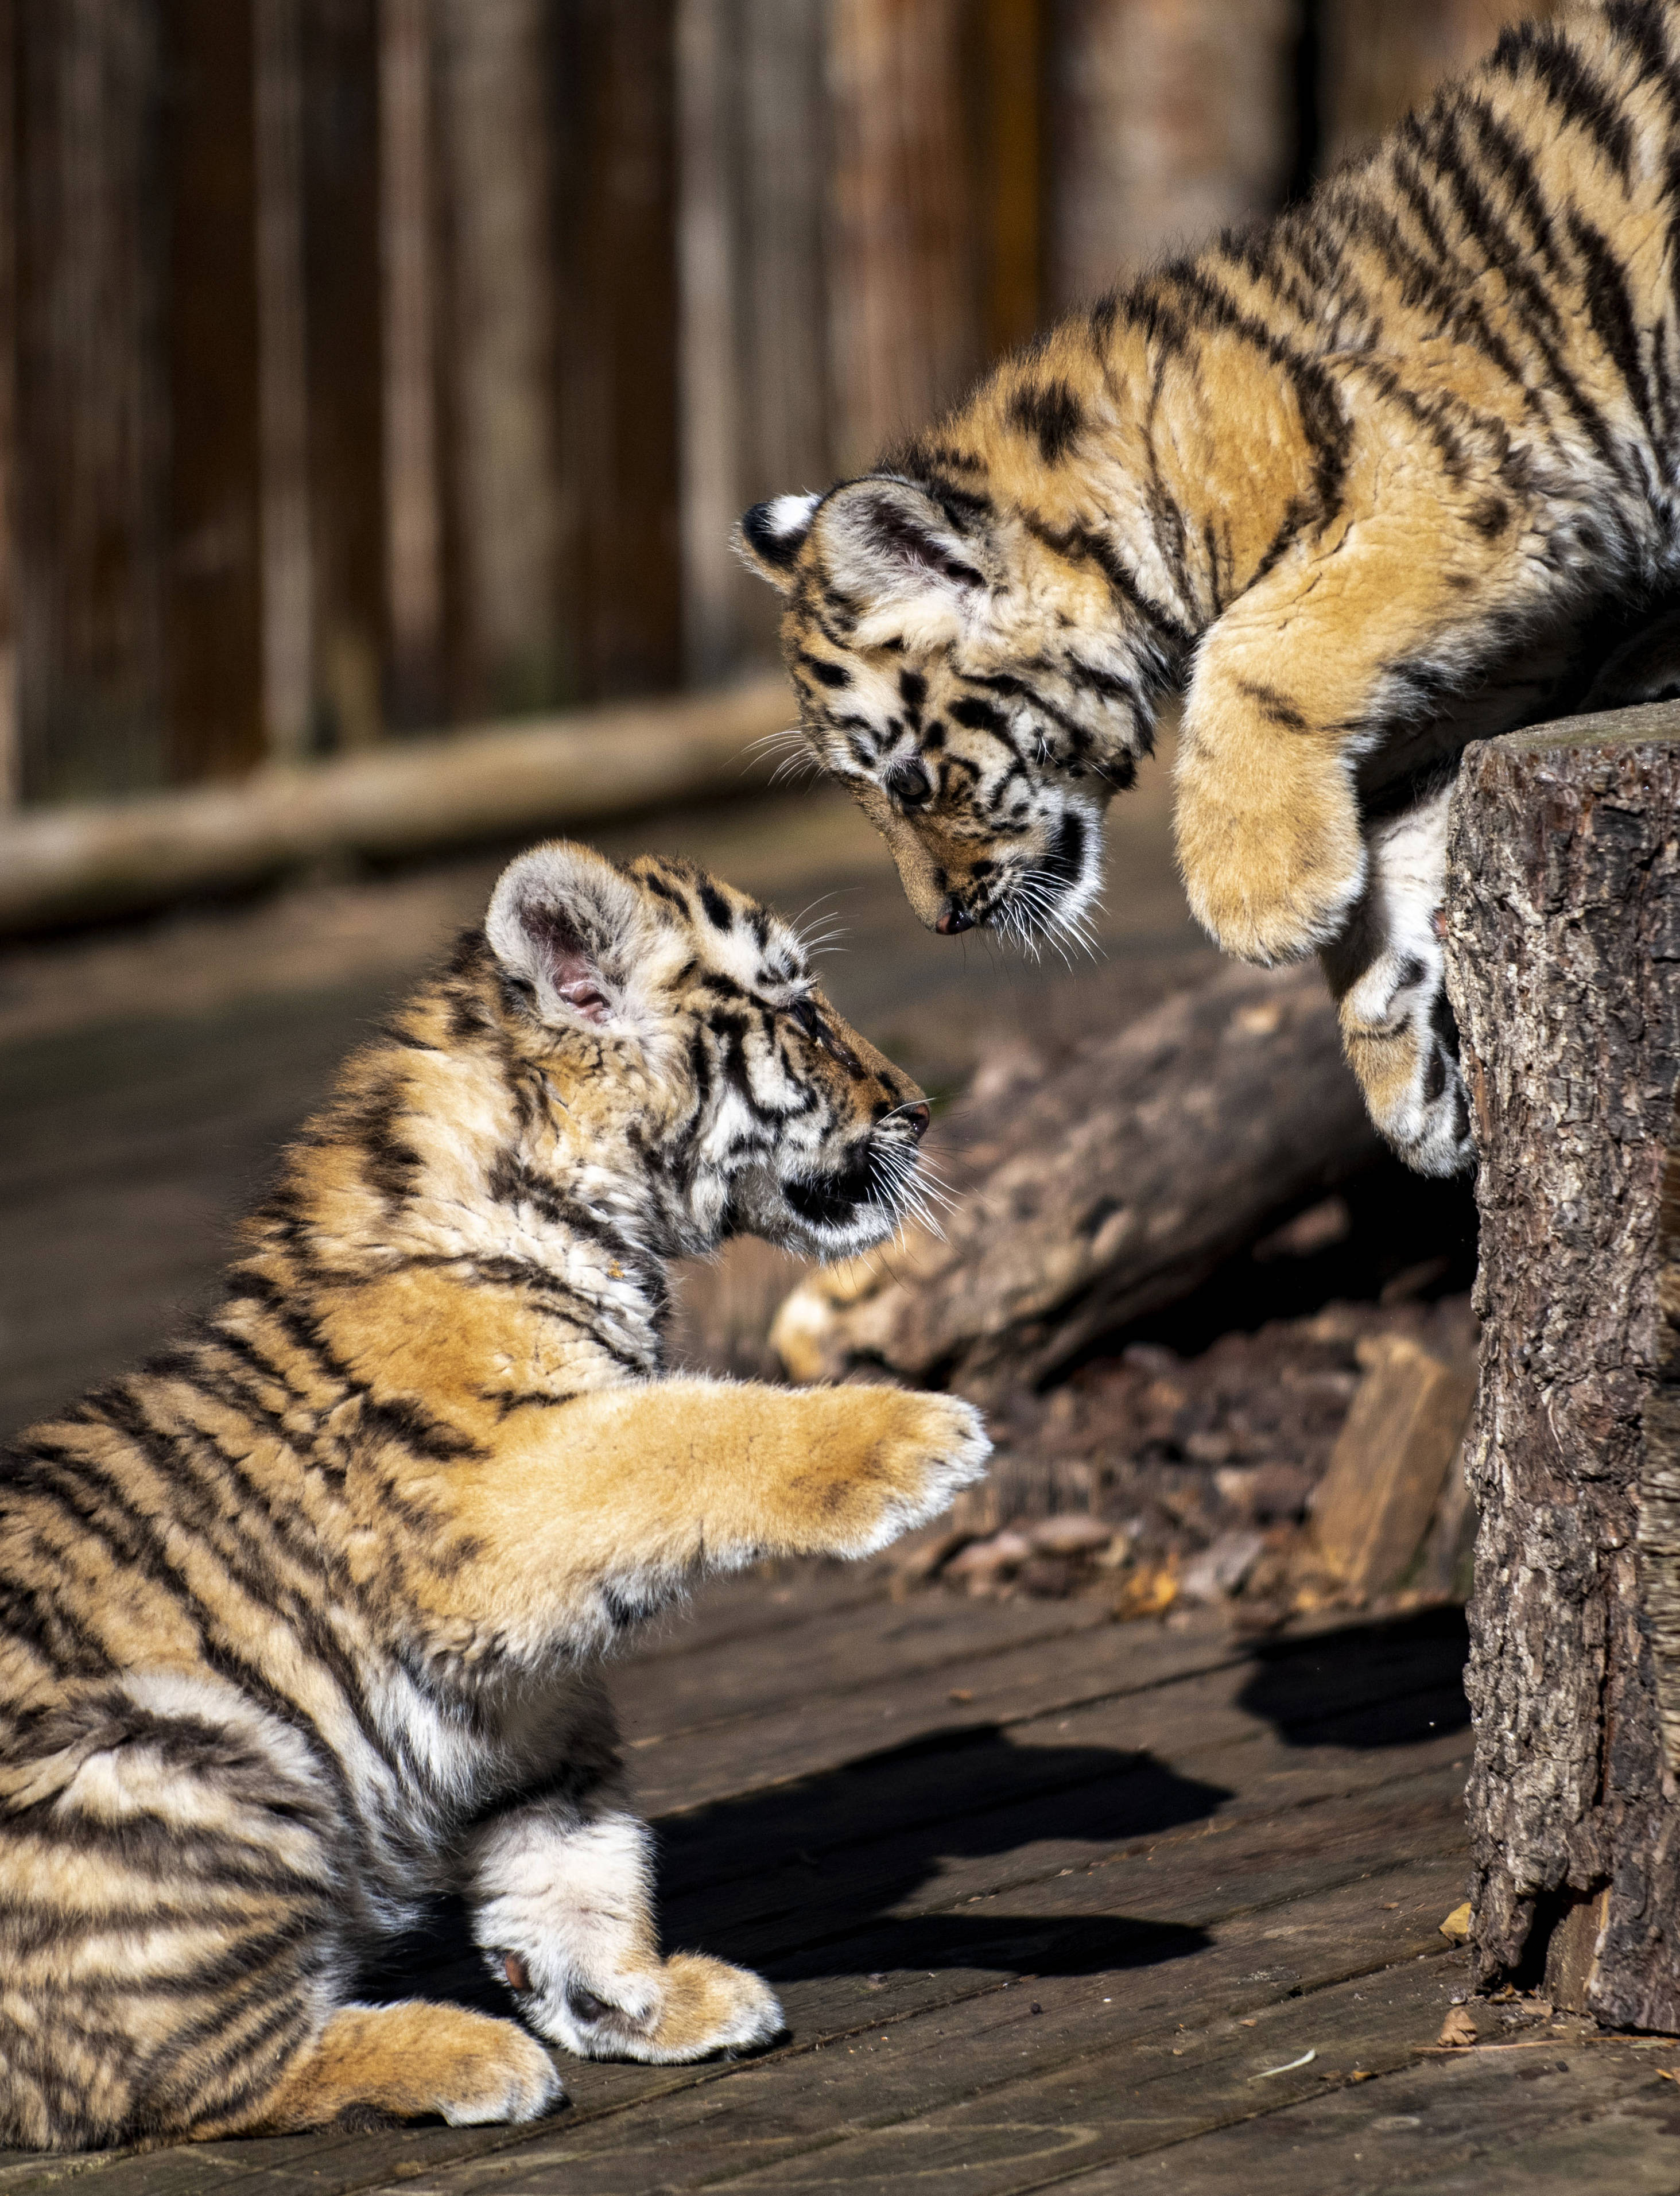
top-left (434, 2024), bottom-right (566, 2127)
top-left (1337, 949), bottom-right (1475, 1178)
top-left (251, 2002), bottom-right (565, 2134)
top-left (557, 1955), bottom-right (784, 2065)
top-left (1378, 1041), bottom-right (1475, 1178)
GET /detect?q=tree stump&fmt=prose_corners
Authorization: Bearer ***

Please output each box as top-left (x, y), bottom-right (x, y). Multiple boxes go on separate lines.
top-left (1445, 705), bottom-right (1680, 2028)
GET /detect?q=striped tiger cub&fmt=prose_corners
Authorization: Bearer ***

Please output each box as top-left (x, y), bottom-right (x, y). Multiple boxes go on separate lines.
top-left (0, 843), bottom-right (988, 2150)
top-left (739, 0), bottom-right (1680, 1176)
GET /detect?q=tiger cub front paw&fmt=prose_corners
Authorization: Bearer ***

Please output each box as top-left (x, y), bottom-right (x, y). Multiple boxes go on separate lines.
top-left (798, 1388), bottom-right (991, 1558)
top-left (1175, 705), bottom-right (1367, 964)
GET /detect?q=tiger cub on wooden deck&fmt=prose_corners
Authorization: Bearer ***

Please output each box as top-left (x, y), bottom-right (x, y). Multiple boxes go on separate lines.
top-left (739, 0), bottom-right (1680, 1175)
top-left (0, 843), bottom-right (987, 2151)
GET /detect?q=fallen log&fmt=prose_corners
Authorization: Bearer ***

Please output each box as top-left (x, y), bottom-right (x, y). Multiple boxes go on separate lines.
top-left (0, 673), bottom-right (789, 936)
top-left (1445, 704), bottom-right (1680, 2027)
top-left (773, 959), bottom-right (1383, 1403)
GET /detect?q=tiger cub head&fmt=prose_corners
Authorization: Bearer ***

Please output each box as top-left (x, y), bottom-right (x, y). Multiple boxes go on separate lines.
top-left (736, 472), bottom-right (1179, 953)
top-left (480, 842), bottom-right (932, 1260)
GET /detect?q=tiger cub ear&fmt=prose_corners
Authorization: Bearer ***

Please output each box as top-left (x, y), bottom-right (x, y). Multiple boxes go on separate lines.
top-left (486, 842), bottom-right (647, 1029)
top-left (734, 492), bottom-right (822, 593)
top-left (812, 478), bottom-right (985, 615)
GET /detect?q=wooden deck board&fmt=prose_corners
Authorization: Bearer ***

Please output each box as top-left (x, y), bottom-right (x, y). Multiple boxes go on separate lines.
top-left (0, 787), bottom-right (1648, 2191)
top-left (1, 1569), bottom-right (1660, 2194)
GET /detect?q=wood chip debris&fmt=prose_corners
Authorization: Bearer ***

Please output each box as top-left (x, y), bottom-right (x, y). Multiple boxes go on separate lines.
top-left (1437, 2005), bottom-right (1479, 2048)
top-left (1439, 1901), bottom-right (1473, 1942)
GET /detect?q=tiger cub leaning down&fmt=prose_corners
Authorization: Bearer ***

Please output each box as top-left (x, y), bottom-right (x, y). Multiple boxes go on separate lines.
top-left (738, 0), bottom-right (1680, 1177)
top-left (0, 843), bottom-right (988, 2151)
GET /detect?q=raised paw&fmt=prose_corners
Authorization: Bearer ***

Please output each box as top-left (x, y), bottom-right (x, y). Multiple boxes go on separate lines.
top-left (1175, 703), bottom-right (1367, 965)
top-left (801, 1388), bottom-right (991, 1558)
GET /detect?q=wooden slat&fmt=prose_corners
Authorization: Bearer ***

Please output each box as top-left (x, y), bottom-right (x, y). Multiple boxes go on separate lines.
top-left (622, 1611), bottom-right (1249, 1818)
top-left (0, 0), bottom-right (18, 806)
top-left (161, 1), bottom-right (264, 787)
top-left (1045, 0), bottom-right (1297, 309)
top-left (301, 0), bottom-right (385, 753)
top-left (1107, 2028), bottom-right (1680, 2195)
top-left (1317, 0), bottom-right (1567, 168)
top-left (432, 0), bottom-right (564, 722)
top-left (677, 0), bottom-right (832, 681)
top-left (977, 0), bottom-right (1042, 361)
top-left (13, 0), bottom-right (166, 804)
top-left (652, 1670), bottom-right (1472, 1953)
top-left (674, 0), bottom-right (742, 686)
top-left (614, 1588), bottom-right (1111, 1747)
top-left (254, 0), bottom-right (313, 765)
top-left (378, 0), bottom-right (443, 730)
top-left (825, 0), bottom-right (979, 474)
top-left (550, 0), bottom-right (682, 701)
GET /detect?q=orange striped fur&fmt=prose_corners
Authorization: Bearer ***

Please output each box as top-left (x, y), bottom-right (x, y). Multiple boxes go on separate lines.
top-left (742, 0), bottom-right (1680, 1174)
top-left (0, 842), bottom-right (987, 2148)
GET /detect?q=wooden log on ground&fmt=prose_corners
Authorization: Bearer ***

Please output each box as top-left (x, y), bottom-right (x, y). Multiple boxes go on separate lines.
top-left (772, 960), bottom-right (1383, 1404)
top-left (1309, 1333), bottom-right (1476, 1604)
top-left (1445, 706), bottom-right (1680, 2028)
top-left (0, 672), bottom-right (789, 935)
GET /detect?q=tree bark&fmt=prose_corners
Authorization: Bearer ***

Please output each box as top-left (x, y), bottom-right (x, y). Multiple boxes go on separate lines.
top-left (772, 960), bottom-right (1382, 1405)
top-left (1445, 708), bottom-right (1680, 2029)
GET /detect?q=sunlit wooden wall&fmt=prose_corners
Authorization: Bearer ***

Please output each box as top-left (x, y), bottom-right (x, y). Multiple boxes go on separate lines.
top-left (0, 0), bottom-right (1565, 809)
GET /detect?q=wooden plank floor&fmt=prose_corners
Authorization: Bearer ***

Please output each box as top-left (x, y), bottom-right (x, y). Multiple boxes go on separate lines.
top-left (1, 1572), bottom-right (1675, 2195)
top-left (3, 778), bottom-right (1677, 2189)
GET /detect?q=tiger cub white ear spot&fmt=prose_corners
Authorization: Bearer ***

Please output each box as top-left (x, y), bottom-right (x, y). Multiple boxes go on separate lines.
top-left (734, 493), bottom-right (822, 593)
top-left (487, 842), bottom-right (646, 1029)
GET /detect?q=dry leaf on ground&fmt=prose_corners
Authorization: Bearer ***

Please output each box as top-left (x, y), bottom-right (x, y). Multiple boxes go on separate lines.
top-left (1437, 2004), bottom-right (1479, 2048)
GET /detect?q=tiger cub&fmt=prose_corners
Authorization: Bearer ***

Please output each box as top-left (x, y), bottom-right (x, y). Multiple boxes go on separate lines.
top-left (0, 843), bottom-right (988, 2151)
top-left (738, 0), bottom-right (1680, 1176)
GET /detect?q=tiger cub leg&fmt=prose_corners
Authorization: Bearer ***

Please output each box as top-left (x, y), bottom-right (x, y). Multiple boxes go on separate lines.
top-left (1319, 783), bottom-right (1472, 1177)
top-left (468, 1804), bottom-right (783, 2066)
top-left (237, 2001), bottom-right (562, 2135)
top-left (1177, 524), bottom-right (1547, 966)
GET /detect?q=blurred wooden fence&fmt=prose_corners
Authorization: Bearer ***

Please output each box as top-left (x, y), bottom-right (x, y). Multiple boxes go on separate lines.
top-left (0, 0), bottom-right (1558, 812)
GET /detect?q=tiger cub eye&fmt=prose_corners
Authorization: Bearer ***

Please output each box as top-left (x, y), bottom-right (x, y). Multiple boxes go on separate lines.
top-left (886, 759), bottom-right (932, 807)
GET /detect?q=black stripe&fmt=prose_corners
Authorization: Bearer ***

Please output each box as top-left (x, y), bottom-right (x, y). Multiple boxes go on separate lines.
top-left (1519, 28), bottom-right (1635, 177)
top-left (1458, 95), bottom-right (1566, 281)
top-left (1568, 209), bottom-right (1660, 452)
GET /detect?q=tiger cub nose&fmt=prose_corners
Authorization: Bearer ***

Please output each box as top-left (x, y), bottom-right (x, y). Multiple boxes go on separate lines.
top-left (935, 899), bottom-right (975, 934)
top-left (902, 1101), bottom-right (932, 1139)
